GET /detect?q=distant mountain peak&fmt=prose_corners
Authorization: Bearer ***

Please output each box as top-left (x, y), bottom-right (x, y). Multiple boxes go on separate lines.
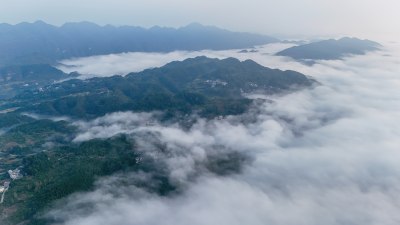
top-left (337, 37), bottom-right (381, 46)
top-left (185, 22), bottom-right (205, 28)
top-left (15, 20), bottom-right (55, 28)
top-left (33, 20), bottom-right (47, 25)
top-left (61, 21), bottom-right (102, 29)
top-left (180, 22), bottom-right (219, 31)
top-left (276, 37), bottom-right (381, 61)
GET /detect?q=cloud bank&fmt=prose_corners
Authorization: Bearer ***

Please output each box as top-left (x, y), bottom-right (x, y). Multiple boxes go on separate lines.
top-left (57, 43), bottom-right (297, 79)
top-left (47, 43), bottom-right (400, 225)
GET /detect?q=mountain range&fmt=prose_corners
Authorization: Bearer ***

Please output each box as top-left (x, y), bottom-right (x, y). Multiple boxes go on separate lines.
top-left (4, 56), bottom-right (314, 119)
top-left (0, 21), bottom-right (383, 225)
top-left (0, 21), bottom-right (278, 66)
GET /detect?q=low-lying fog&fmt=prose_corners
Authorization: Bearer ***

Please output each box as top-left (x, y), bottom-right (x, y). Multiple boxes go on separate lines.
top-left (50, 42), bottom-right (400, 225)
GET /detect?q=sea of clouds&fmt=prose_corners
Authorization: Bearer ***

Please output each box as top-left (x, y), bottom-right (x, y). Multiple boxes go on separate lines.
top-left (57, 43), bottom-right (297, 78)
top-left (49, 42), bottom-right (400, 225)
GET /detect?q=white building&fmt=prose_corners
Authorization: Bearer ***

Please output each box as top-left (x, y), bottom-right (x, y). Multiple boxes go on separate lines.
top-left (8, 169), bottom-right (22, 180)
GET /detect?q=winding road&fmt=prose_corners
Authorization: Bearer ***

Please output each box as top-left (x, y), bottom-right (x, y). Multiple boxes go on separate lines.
top-left (0, 183), bottom-right (9, 204)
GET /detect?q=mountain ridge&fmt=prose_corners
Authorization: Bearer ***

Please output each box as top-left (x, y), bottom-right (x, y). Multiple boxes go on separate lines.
top-left (276, 37), bottom-right (381, 61)
top-left (5, 56), bottom-right (314, 119)
top-left (0, 21), bottom-right (278, 66)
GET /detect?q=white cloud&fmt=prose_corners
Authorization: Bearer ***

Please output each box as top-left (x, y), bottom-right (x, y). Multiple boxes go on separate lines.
top-left (47, 43), bottom-right (400, 225)
top-left (72, 112), bottom-right (156, 142)
top-left (57, 43), bottom-right (297, 79)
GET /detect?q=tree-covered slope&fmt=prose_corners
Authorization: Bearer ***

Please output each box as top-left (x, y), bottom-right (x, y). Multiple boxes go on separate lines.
top-left (0, 64), bottom-right (76, 99)
top-left (8, 57), bottom-right (314, 118)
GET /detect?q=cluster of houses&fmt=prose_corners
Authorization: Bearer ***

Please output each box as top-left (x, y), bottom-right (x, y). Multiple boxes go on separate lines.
top-left (8, 168), bottom-right (22, 180)
top-left (0, 168), bottom-right (23, 204)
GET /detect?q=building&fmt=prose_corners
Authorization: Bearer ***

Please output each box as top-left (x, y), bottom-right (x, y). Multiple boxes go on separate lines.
top-left (8, 168), bottom-right (22, 180)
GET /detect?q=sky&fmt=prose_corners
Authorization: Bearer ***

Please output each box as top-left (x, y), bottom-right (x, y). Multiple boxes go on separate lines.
top-left (0, 0), bottom-right (399, 40)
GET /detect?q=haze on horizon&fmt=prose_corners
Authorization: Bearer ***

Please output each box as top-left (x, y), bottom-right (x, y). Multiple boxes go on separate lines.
top-left (0, 0), bottom-right (399, 41)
